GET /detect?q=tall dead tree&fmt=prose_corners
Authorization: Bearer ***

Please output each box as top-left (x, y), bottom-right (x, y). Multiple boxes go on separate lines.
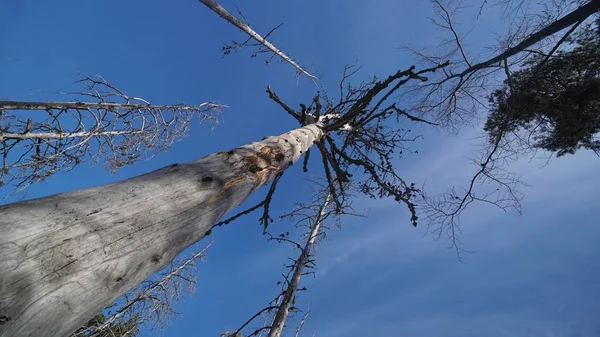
top-left (266, 192), bottom-right (331, 337)
top-left (0, 62), bottom-right (448, 336)
top-left (266, 205), bottom-right (322, 337)
top-left (198, 0), bottom-right (317, 80)
top-left (0, 75), bottom-right (223, 196)
top-left (221, 188), bottom-right (340, 337)
top-left (0, 122), bottom-right (324, 337)
top-left (2, 2), bottom-right (594, 336)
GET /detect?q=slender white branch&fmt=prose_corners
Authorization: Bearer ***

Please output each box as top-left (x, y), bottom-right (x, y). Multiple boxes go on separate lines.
top-left (0, 100), bottom-right (222, 112)
top-left (198, 0), bottom-right (318, 80)
top-left (267, 194), bottom-right (330, 337)
top-left (1, 130), bottom-right (143, 141)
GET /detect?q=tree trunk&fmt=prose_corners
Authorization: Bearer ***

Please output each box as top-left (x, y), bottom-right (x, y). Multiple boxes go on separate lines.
top-left (0, 123), bottom-right (324, 337)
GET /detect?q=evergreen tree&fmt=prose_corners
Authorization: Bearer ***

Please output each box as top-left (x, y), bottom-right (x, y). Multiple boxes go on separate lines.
top-left (485, 19), bottom-right (600, 156)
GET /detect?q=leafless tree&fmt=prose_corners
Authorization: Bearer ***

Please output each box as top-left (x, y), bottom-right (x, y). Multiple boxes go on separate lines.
top-left (1, 60), bottom-right (446, 336)
top-left (221, 188), bottom-right (344, 337)
top-left (199, 0), bottom-right (317, 80)
top-left (2, 2), bottom-right (596, 336)
top-left (0, 75), bottom-right (224, 196)
top-left (265, 194), bottom-right (328, 337)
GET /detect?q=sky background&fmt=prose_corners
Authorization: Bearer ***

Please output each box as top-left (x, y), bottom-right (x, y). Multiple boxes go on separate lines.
top-left (1, 0), bottom-right (599, 336)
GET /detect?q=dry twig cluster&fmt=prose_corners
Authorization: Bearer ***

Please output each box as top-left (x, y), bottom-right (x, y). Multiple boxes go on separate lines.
top-left (0, 75), bottom-right (223, 195)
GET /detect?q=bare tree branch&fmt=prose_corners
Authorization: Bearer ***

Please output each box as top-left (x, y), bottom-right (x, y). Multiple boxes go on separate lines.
top-left (452, 0), bottom-right (599, 81)
top-left (0, 75), bottom-right (224, 196)
top-left (266, 193), bottom-right (330, 337)
top-left (214, 171), bottom-right (285, 232)
top-left (223, 188), bottom-right (341, 337)
top-left (407, 0), bottom-right (599, 125)
top-left (199, 0), bottom-right (318, 80)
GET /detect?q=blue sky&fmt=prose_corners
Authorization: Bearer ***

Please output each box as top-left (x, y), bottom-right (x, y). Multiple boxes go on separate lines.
top-left (1, 0), bottom-right (599, 336)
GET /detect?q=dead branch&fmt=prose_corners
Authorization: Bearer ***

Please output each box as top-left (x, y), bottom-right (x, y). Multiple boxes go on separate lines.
top-left (420, 57), bottom-right (529, 256)
top-left (266, 193), bottom-right (330, 337)
top-left (214, 171), bottom-right (285, 232)
top-left (199, 0), bottom-right (317, 80)
top-left (262, 63), bottom-right (449, 229)
top-left (0, 75), bottom-right (224, 197)
top-left (224, 189), bottom-right (339, 337)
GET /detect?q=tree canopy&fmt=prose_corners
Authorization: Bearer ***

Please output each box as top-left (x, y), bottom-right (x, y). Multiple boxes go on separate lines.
top-left (485, 19), bottom-right (600, 156)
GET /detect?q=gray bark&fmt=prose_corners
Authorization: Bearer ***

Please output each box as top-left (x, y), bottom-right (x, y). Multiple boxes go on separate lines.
top-left (0, 123), bottom-right (324, 337)
top-left (79, 240), bottom-right (213, 337)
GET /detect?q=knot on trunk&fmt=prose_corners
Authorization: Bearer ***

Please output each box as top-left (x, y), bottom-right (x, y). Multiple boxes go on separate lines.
top-left (243, 146), bottom-right (285, 186)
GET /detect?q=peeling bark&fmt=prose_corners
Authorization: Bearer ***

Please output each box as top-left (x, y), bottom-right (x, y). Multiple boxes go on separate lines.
top-left (0, 124), bottom-right (324, 337)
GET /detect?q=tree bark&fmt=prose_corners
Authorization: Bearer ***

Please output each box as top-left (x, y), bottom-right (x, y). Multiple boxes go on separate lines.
top-left (0, 123), bottom-right (324, 337)
top-left (78, 240), bottom-right (213, 337)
